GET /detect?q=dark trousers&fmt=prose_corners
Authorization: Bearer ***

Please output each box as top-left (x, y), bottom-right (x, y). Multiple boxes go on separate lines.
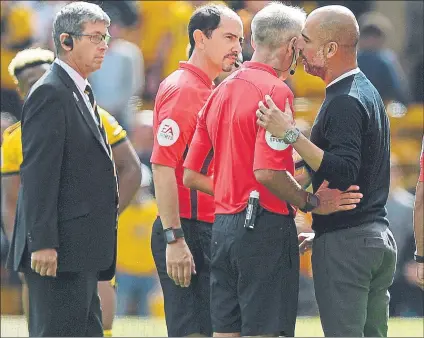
top-left (24, 269), bottom-right (102, 337)
top-left (211, 210), bottom-right (299, 336)
top-left (151, 217), bottom-right (212, 337)
top-left (312, 222), bottom-right (397, 337)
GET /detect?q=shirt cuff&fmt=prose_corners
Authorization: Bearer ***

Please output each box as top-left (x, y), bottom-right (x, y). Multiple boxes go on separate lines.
top-left (150, 156), bottom-right (177, 169)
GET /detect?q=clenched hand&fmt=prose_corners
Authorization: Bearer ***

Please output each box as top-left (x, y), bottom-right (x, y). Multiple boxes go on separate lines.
top-left (166, 239), bottom-right (196, 288)
top-left (31, 248), bottom-right (57, 277)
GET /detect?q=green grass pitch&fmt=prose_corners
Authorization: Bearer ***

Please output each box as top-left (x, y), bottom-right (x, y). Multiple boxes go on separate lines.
top-left (1, 316), bottom-right (423, 337)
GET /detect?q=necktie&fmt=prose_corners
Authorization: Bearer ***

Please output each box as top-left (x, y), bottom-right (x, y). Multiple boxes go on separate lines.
top-left (84, 84), bottom-right (120, 213)
top-left (84, 85), bottom-right (107, 147)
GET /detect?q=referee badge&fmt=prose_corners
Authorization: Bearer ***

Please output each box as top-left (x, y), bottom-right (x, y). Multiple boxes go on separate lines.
top-left (265, 131), bottom-right (289, 151)
top-left (157, 118), bottom-right (180, 146)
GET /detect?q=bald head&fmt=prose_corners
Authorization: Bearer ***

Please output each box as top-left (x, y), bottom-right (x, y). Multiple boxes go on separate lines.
top-left (308, 5), bottom-right (359, 50)
top-left (298, 5), bottom-right (359, 81)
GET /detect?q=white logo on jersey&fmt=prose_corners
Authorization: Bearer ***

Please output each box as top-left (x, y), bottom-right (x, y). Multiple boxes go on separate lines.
top-left (157, 119), bottom-right (180, 146)
top-left (265, 131), bottom-right (289, 151)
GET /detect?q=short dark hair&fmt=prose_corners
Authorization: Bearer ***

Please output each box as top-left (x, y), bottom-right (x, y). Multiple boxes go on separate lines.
top-left (188, 4), bottom-right (229, 58)
top-left (361, 25), bottom-right (384, 39)
top-left (359, 12), bottom-right (392, 40)
top-left (101, 1), bottom-right (139, 28)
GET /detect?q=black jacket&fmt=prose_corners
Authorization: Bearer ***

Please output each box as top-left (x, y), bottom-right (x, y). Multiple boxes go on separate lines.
top-left (7, 63), bottom-right (118, 280)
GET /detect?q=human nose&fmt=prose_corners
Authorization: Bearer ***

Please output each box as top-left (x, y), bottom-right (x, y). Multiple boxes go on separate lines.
top-left (234, 40), bottom-right (242, 54)
top-left (99, 40), bottom-right (108, 51)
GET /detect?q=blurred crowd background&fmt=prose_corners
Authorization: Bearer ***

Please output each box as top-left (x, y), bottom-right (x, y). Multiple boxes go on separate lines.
top-left (1, 0), bottom-right (423, 320)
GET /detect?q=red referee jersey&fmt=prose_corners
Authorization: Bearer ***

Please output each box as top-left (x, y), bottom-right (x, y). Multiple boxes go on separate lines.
top-left (151, 62), bottom-right (215, 223)
top-left (184, 61), bottom-right (296, 216)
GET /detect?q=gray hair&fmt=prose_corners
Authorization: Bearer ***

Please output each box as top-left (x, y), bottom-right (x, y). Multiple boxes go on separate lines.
top-left (52, 1), bottom-right (110, 54)
top-left (251, 2), bottom-right (306, 50)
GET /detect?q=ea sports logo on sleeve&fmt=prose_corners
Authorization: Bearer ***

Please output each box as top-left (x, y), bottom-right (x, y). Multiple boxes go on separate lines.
top-left (157, 118), bottom-right (180, 146)
top-left (265, 131), bottom-right (289, 151)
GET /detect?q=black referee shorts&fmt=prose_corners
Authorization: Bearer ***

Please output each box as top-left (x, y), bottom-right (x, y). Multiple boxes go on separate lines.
top-left (211, 209), bottom-right (299, 336)
top-left (151, 217), bottom-right (212, 337)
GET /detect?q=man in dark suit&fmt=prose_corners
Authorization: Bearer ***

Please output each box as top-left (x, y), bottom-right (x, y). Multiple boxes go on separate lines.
top-left (256, 5), bottom-right (396, 337)
top-left (7, 2), bottom-right (120, 336)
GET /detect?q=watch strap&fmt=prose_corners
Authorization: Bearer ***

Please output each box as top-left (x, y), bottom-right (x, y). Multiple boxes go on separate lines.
top-left (173, 227), bottom-right (184, 239)
top-left (299, 192), bottom-right (319, 213)
top-left (163, 227), bottom-right (184, 244)
top-left (282, 127), bottom-right (300, 144)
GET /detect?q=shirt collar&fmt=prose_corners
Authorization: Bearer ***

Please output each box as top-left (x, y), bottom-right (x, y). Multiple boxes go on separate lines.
top-left (242, 61), bottom-right (278, 78)
top-left (54, 58), bottom-right (89, 93)
top-left (326, 67), bottom-right (360, 88)
top-left (179, 62), bottom-right (214, 88)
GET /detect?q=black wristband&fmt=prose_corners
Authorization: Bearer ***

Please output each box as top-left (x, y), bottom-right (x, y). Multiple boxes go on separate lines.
top-left (163, 227), bottom-right (184, 244)
top-left (414, 254), bottom-right (424, 263)
top-left (299, 192), bottom-right (320, 213)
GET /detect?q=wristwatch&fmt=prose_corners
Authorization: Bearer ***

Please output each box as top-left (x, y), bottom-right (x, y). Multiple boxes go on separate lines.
top-left (300, 192), bottom-right (320, 213)
top-left (282, 127), bottom-right (301, 144)
top-left (163, 227), bottom-right (184, 244)
top-left (414, 253), bottom-right (424, 263)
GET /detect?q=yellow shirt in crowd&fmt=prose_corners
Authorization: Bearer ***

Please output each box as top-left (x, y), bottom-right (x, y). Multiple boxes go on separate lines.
top-left (136, 0), bottom-right (226, 77)
top-left (136, 1), bottom-right (173, 68)
top-left (1, 107), bottom-right (127, 175)
top-left (0, 3), bottom-right (34, 90)
top-left (117, 198), bottom-right (158, 276)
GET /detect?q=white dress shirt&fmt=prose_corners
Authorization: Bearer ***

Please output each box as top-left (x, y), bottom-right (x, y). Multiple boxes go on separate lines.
top-left (326, 67), bottom-right (360, 88)
top-left (54, 58), bottom-right (99, 124)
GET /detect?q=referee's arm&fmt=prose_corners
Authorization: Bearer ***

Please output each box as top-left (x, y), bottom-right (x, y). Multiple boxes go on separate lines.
top-left (183, 119), bottom-right (214, 196)
top-left (183, 169), bottom-right (213, 196)
top-left (255, 170), bottom-right (309, 209)
top-left (152, 164), bottom-right (182, 228)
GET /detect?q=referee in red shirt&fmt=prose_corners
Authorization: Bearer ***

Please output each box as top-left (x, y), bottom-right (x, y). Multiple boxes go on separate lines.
top-left (150, 4), bottom-right (243, 337)
top-left (183, 3), bottom-right (361, 337)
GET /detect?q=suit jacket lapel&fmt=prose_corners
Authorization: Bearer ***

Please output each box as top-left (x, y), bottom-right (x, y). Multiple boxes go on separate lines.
top-left (72, 90), bottom-right (110, 156)
top-left (51, 63), bottom-right (110, 157)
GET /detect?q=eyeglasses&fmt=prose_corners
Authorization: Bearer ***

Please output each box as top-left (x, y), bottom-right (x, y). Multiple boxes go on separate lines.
top-left (72, 33), bottom-right (111, 44)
